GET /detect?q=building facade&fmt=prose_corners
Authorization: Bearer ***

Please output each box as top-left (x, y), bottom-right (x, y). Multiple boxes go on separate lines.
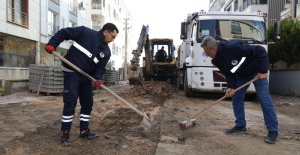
top-left (208, 0), bottom-right (299, 26)
top-left (86, 0), bottom-right (135, 70)
top-left (0, 0), bottom-right (135, 83)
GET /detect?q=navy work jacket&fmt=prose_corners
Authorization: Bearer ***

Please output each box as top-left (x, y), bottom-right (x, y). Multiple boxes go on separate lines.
top-left (211, 41), bottom-right (269, 89)
top-left (47, 26), bottom-right (110, 80)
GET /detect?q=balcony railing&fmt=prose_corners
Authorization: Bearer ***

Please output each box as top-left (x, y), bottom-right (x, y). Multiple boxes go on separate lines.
top-left (220, 0), bottom-right (226, 8)
top-left (239, 0), bottom-right (268, 12)
top-left (48, 22), bottom-right (59, 36)
top-left (92, 0), bottom-right (102, 9)
top-left (51, 0), bottom-right (59, 4)
top-left (7, 7), bottom-right (28, 27)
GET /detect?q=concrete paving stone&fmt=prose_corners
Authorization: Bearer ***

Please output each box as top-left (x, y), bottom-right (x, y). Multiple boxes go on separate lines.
top-left (161, 135), bottom-right (178, 143)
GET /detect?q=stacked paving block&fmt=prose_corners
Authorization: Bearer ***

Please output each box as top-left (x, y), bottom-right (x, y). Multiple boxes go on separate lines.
top-left (29, 65), bottom-right (120, 93)
top-left (28, 64), bottom-right (64, 94)
top-left (103, 70), bottom-right (120, 85)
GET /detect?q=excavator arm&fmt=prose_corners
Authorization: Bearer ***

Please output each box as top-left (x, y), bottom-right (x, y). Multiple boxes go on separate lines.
top-left (128, 25), bottom-right (149, 85)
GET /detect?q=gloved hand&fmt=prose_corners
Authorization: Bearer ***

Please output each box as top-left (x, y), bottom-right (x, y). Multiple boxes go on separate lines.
top-left (45, 45), bottom-right (55, 54)
top-left (93, 80), bottom-right (103, 89)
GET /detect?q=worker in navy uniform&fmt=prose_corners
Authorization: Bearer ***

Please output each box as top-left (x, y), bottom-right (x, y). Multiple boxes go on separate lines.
top-left (45, 23), bottom-right (119, 146)
top-left (156, 46), bottom-right (167, 62)
top-left (201, 36), bottom-right (279, 144)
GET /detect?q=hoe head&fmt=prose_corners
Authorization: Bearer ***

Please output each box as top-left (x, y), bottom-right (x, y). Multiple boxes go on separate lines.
top-left (179, 118), bottom-right (197, 130)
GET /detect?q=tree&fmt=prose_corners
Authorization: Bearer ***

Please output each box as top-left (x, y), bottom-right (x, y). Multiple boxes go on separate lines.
top-left (267, 19), bottom-right (300, 68)
top-left (267, 24), bottom-right (280, 69)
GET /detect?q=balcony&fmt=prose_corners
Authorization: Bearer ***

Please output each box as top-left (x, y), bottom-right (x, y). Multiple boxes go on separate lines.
top-left (239, 0), bottom-right (268, 12)
top-left (7, 7), bottom-right (28, 27)
top-left (91, 0), bottom-right (104, 18)
top-left (48, 22), bottom-right (59, 36)
top-left (92, 1), bottom-right (102, 9)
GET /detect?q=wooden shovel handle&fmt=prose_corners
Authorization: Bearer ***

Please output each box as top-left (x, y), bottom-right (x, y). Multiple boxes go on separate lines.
top-left (189, 77), bottom-right (259, 119)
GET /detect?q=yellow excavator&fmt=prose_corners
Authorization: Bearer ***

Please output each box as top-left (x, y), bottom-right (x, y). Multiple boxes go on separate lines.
top-left (129, 25), bottom-right (177, 85)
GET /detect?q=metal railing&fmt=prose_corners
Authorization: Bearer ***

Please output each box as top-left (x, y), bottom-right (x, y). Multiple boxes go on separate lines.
top-left (48, 22), bottom-right (59, 36)
top-left (51, 0), bottom-right (59, 4)
top-left (239, 0), bottom-right (268, 12)
top-left (7, 7), bottom-right (28, 27)
top-left (92, 0), bottom-right (102, 9)
top-left (220, 0), bottom-right (226, 8)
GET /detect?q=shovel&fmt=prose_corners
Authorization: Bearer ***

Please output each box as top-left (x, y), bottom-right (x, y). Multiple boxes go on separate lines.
top-left (52, 51), bottom-right (152, 129)
top-left (179, 77), bottom-right (259, 130)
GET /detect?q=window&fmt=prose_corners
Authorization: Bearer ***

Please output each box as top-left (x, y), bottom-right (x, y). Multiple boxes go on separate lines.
top-left (7, 0), bottom-right (28, 27)
top-left (48, 10), bottom-right (59, 35)
top-left (231, 21), bottom-right (242, 34)
top-left (260, 0), bottom-right (268, 4)
top-left (197, 19), bottom-right (266, 41)
top-left (92, 0), bottom-right (102, 9)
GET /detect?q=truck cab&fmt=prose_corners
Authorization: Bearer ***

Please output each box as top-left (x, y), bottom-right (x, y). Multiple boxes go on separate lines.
top-left (178, 11), bottom-right (267, 98)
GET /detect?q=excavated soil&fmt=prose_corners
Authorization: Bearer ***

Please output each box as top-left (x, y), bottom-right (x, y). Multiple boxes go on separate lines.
top-left (0, 81), bottom-right (300, 155)
top-left (0, 81), bottom-right (175, 155)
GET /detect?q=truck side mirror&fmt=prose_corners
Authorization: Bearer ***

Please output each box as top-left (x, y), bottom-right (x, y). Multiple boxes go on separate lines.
top-left (180, 22), bottom-right (187, 40)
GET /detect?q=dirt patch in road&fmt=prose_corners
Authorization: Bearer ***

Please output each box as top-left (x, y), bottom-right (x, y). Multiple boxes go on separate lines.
top-left (0, 81), bottom-right (176, 155)
top-left (1, 81), bottom-right (300, 155)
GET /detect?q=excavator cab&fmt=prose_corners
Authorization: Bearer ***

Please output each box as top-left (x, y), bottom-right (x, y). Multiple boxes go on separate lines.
top-left (150, 38), bottom-right (175, 63)
top-left (142, 38), bottom-right (177, 82)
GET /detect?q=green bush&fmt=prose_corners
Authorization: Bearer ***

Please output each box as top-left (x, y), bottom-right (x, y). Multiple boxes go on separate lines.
top-left (0, 87), bottom-right (5, 93)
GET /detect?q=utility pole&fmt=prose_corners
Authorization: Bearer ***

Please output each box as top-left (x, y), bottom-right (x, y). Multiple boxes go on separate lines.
top-left (124, 16), bottom-right (131, 80)
top-left (291, 0), bottom-right (293, 19)
top-left (124, 17), bottom-right (128, 80)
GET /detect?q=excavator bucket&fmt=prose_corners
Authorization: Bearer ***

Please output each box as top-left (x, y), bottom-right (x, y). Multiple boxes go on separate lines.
top-left (128, 67), bottom-right (143, 86)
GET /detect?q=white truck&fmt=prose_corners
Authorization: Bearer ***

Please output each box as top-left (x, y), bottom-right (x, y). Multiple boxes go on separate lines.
top-left (177, 11), bottom-right (268, 98)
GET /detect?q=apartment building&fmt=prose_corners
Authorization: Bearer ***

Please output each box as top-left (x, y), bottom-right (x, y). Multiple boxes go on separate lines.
top-left (86, 0), bottom-right (135, 70)
top-left (0, 0), bottom-right (40, 81)
top-left (208, 0), bottom-right (299, 26)
top-left (0, 0), bottom-right (134, 85)
top-left (209, 0), bottom-right (268, 15)
top-left (0, 0), bottom-right (87, 82)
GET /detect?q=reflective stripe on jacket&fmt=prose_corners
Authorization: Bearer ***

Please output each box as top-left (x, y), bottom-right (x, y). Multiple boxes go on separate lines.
top-left (47, 26), bottom-right (111, 80)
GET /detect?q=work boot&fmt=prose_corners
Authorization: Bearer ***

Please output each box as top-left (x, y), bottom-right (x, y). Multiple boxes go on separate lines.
top-left (61, 130), bottom-right (71, 146)
top-left (264, 131), bottom-right (279, 144)
top-left (79, 129), bottom-right (99, 139)
top-left (225, 126), bottom-right (247, 134)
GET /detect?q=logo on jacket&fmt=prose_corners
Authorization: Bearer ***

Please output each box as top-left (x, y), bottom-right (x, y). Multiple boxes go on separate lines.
top-left (231, 60), bottom-right (238, 66)
top-left (100, 52), bottom-right (105, 58)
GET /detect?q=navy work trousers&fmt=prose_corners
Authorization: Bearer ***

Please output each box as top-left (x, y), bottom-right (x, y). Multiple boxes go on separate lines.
top-left (231, 72), bottom-right (278, 132)
top-left (61, 71), bottom-right (94, 132)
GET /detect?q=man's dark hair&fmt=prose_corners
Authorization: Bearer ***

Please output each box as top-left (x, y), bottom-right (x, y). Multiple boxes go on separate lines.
top-left (102, 23), bottom-right (119, 33)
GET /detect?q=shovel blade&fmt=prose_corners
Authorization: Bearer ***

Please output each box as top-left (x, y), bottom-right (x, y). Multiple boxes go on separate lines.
top-left (142, 112), bottom-right (152, 129)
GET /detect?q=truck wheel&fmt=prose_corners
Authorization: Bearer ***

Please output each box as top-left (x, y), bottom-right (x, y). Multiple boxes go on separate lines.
top-left (177, 70), bottom-right (184, 90)
top-left (184, 70), bottom-right (194, 97)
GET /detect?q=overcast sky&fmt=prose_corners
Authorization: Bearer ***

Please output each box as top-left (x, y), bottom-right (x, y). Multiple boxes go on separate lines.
top-left (124, 0), bottom-right (210, 47)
